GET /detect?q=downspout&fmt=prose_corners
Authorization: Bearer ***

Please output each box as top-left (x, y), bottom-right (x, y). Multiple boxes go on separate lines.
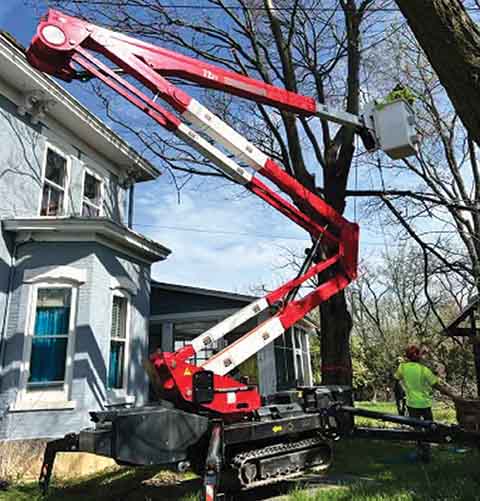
top-left (128, 183), bottom-right (135, 229)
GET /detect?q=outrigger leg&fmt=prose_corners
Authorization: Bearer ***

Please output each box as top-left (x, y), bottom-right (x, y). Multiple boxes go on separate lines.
top-left (39, 433), bottom-right (79, 495)
top-left (203, 422), bottom-right (223, 501)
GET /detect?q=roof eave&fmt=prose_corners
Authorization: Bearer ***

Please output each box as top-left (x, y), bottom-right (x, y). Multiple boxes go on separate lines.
top-left (3, 217), bottom-right (171, 263)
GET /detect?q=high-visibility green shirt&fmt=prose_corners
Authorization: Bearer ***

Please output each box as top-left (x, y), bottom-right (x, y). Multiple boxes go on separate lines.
top-left (394, 362), bottom-right (439, 409)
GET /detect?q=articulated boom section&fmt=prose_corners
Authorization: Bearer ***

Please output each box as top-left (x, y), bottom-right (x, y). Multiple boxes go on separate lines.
top-left (29, 10), bottom-right (364, 418)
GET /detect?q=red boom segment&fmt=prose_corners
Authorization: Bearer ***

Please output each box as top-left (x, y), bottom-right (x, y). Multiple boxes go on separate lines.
top-left (28, 10), bottom-right (317, 115)
top-left (27, 10), bottom-right (360, 418)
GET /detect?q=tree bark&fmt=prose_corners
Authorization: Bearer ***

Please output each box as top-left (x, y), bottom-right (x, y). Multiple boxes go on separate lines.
top-left (395, 0), bottom-right (480, 147)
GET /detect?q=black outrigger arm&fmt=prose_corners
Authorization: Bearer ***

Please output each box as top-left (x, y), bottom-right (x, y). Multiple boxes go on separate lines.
top-left (39, 433), bottom-right (79, 495)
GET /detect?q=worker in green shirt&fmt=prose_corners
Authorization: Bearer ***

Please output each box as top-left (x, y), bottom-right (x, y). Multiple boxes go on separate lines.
top-left (394, 344), bottom-right (460, 462)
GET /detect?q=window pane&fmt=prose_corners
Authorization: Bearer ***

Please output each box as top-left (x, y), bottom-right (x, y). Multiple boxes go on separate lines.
top-left (45, 149), bottom-right (66, 187)
top-left (41, 185), bottom-right (64, 216)
top-left (83, 173), bottom-right (101, 206)
top-left (108, 341), bottom-right (125, 389)
top-left (82, 202), bottom-right (100, 217)
top-left (29, 337), bottom-right (68, 383)
top-left (28, 288), bottom-right (72, 385)
top-left (111, 296), bottom-right (127, 339)
top-left (274, 332), bottom-right (296, 390)
top-left (34, 289), bottom-right (71, 336)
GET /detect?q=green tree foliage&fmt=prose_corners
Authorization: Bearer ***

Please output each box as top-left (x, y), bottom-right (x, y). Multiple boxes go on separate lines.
top-left (348, 245), bottom-right (477, 399)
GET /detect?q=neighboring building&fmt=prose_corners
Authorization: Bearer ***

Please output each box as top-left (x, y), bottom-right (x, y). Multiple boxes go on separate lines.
top-left (149, 282), bottom-right (315, 397)
top-left (0, 33), bottom-right (170, 441)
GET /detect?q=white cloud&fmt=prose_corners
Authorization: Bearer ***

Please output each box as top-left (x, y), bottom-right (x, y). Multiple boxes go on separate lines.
top-left (134, 179), bottom-right (309, 294)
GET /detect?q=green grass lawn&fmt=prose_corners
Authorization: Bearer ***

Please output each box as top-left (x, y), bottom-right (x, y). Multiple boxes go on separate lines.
top-left (289, 437), bottom-right (479, 500)
top-left (287, 401), bottom-right (478, 500)
top-left (0, 402), bottom-right (477, 501)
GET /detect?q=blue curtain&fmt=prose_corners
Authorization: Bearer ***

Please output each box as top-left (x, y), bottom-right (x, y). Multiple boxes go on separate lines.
top-left (29, 337), bottom-right (68, 383)
top-left (34, 307), bottom-right (69, 336)
top-left (29, 307), bottom-right (70, 384)
top-left (108, 341), bottom-right (124, 389)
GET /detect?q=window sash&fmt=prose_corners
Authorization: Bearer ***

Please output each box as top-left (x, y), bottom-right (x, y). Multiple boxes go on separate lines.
top-left (28, 287), bottom-right (72, 385)
top-left (41, 148), bottom-right (68, 216)
top-left (82, 171), bottom-right (102, 216)
top-left (41, 182), bottom-right (65, 216)
top-left (45, 149), bottom-right (67, 188)
top-left (108, 295), bottom-right (128, 390)
top-left (83, 173), bottom-right (101, 203)
top-left (29, 337), bottom-right (68, 384)
top-left (108, 340), bottom-right (125, 389)
top-left (111, 297), bottom-right (127, 339)
top-left (82, 201), bottom-right (101, 217)
top-left (44, 177), bottom-right (66, 193)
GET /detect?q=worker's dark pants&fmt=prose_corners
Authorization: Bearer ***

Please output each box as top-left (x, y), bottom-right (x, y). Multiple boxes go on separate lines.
top-left (407, 406), bottom-right (433, 462)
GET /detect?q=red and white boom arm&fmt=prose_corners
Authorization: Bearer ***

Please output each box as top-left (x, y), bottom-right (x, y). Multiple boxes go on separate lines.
top-left (27, 11), bottom-right (413, 417)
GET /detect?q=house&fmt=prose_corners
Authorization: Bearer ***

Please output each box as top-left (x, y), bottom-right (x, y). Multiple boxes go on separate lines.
top-left (0, 32), bottom-right (170, 441)
top-left (149, 282), bottom-right (315, 397)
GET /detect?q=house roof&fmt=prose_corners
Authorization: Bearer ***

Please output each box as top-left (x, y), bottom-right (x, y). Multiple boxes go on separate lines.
top-left (442, 296), bottom-right (479, 334)
top-left (152, 281), bottom-right (257, 303)
top-left (0, 31), bottom-right (160, 182)
top-left (150, 281), bottom-right (318, 329)
top-left (3, 217), bottom-right (171, 264)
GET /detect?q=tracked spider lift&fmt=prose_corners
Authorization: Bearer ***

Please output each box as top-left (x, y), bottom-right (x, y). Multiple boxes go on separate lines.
top-left (26, 10), bottom-right (478, 501)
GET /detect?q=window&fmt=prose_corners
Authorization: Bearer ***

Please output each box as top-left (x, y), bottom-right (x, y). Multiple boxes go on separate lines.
top-left (28, 288), bottom-right (71, 386)
top-left (13, 270), bottom-right (83, 411)
top-left (41, 148), bottom-right (68, 216)
top-left (174, 338), bottom-right (216, 365)
top-left (82, 171), bottom-right (103, 216)
top-left (274, 331), bottom-right (296, 390)
top-left (108, 295), bottom-right (128, 389)
top-left (274, 327), bottom-right (312, 390)
top-left (173, 320), bottom-right (219, 365)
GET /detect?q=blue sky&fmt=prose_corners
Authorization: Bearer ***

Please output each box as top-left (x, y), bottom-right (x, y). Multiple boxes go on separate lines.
top-left (0, 1), bottom-right (391, 294)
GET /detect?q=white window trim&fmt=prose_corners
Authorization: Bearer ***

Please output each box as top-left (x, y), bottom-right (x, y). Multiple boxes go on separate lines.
top-left (106, 289), bottom-right (132, 403)
top-left (12, 281), bottom-right (79, 411)
top-left (24, 266), bottom-right (87, 286)
top-left (304, 332), bottom-right (313, 386)
top-left (81, 167), bottom-right (104, 217)
top-left (292, 328), bottom-right (304, 383)
top-left (38, 143), bottom-right (71, 217)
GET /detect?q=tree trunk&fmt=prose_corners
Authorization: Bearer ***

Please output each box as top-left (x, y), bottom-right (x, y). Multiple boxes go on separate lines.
top-left (320, 291), bottom-right (353, 385)
top-left (395, 0), bottom-right (480, 147)
top-left (317, 3), bottom-right (361, 388)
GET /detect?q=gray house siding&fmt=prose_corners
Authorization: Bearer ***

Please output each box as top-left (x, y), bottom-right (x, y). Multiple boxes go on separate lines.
top-left (0, 242), bottom-right (151, 440)
top-left (0, 95), bottom-right (44, 219)
top-left (0, 90), bottom-right (127, 225)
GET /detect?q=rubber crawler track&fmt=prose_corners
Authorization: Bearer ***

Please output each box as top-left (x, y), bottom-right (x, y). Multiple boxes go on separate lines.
top-left (230, 436), bottom-right (332, 489)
